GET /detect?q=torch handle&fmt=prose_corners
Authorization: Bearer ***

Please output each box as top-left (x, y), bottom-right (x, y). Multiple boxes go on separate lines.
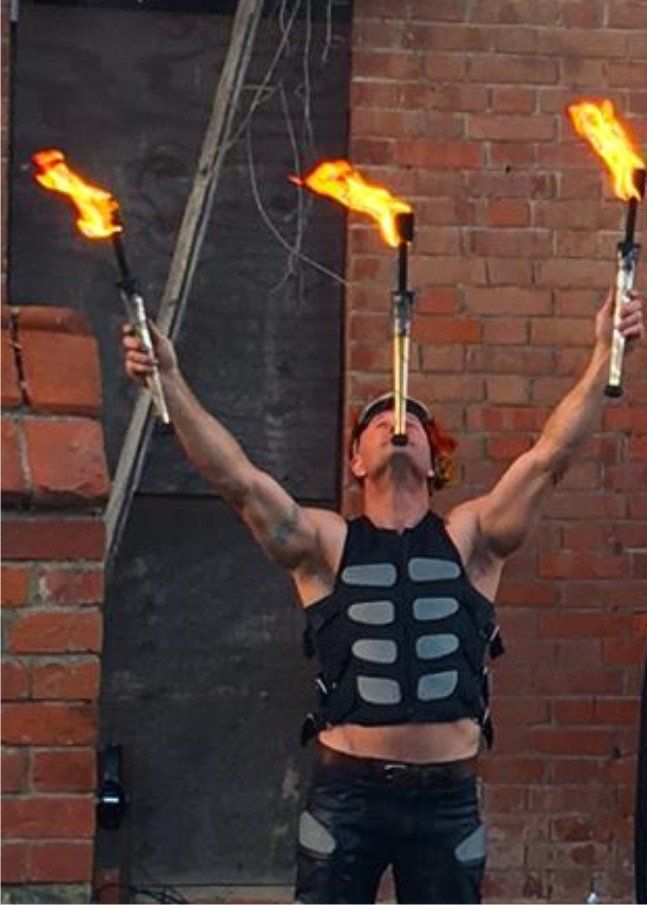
top-left (605, 243), bottom-right (640, 398)
top-left (121, 292), bottom-right (172, 426)
top-left (392, 289), bottom-right (414, 445)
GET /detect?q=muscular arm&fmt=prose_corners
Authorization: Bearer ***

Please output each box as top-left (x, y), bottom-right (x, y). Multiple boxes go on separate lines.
top-left (463, 291), bottom-right (644, 560)
top-left (124, 325), bottom-right (321, 570)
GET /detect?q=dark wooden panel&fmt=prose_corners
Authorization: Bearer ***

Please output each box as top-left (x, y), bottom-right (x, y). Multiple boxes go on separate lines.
top-left (99, 495), bottom-right (317, 885)
top-left (10, 1), bottom-right (349, 500)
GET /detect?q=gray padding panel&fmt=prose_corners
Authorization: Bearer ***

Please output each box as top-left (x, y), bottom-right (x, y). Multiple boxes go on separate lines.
top-left (413, 597), bottom-right (459, 621)
top-left (454, 824), bottom-right (485, 863)
top-left (341, 563), bottom-right (397, 587)
top-left (417, 670), bottom-right (458, 700)
top-left (299, 811), bottom-right (336, 855)
top-left (357, 675), bottom-right (401, 705)
top-left (416, 634), bottom-right (459, 660)
top-left (352, 638), bottom-right (398, 664)
top-left (408, 558), bottom-right (460, 582)
top-left (348, 600), bottom-right (395, 625)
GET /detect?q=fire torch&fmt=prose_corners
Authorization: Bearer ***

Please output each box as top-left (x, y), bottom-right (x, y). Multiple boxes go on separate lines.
top-left (31, 149), bottom-right (171, 426)
top-left (291, 160), bottom-right (415, 444)
top-left (567, 100), bottom-right (646, 397)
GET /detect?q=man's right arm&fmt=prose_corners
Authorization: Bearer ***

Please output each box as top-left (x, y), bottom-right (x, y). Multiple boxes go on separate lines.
top-left (122, 322), bottom-right (324, 572)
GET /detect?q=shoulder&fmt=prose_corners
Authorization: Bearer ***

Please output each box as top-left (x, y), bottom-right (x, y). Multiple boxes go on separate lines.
top-left (443, 498), bottom-right (496, 566)
top-left (303, 506), bottom-right (348, 560)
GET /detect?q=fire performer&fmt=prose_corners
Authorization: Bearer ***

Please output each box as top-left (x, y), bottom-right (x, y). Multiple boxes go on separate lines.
top-left (122, 284), bottom-right (644, 903)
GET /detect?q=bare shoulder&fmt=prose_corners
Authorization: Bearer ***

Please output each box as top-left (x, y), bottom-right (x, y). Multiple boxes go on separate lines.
top-left (444, 498), bottom-right (504, 600)
top-left (303, 507), bottom-right (347, 562)
top-left (292, 507), bottom-right (347, 608)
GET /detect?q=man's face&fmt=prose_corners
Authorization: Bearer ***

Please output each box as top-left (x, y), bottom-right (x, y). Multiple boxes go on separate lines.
top-left (350, 407), bottom-right (434, 482)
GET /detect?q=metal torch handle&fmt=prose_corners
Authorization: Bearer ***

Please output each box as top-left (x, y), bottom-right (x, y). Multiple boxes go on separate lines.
top-left (123, 294), bottom-right (172, 425)
top-left (605, 245), bottom-right (639, 398)
top-left (393, 330), bottom-right (410, 443)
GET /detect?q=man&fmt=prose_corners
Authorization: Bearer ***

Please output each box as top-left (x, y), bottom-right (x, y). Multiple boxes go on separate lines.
top-left (123, 289), bottom-right (644, 903)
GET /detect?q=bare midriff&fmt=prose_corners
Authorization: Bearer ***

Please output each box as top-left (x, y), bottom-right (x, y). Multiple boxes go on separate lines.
top-left (318, 718), bottom-right (481, 764)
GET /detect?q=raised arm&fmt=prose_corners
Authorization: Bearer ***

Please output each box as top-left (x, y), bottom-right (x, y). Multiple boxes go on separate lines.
top-left (122, 322), bottom-right (322, 571)
top-left (461, 290), bottom-right (644, 560)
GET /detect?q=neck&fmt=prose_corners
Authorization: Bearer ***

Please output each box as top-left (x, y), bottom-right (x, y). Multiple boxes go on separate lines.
top-left (362, 473), bottom-right (431, 533)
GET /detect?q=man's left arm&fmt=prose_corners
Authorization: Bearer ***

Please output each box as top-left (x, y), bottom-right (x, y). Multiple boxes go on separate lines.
top-left (466, 289), bottom-right (645, 560)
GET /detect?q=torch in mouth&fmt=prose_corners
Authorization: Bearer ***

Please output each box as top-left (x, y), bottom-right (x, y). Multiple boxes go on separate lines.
top-left (32, 148), bottom-right (171, 426)
top-left (567, 99), bottom-right (646, 397)
top-left (292, 159), bottom-right (416, 444)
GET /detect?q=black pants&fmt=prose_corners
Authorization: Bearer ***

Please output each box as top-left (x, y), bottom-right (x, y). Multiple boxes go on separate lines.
top-left (295, 745), bottom-right (485, 904)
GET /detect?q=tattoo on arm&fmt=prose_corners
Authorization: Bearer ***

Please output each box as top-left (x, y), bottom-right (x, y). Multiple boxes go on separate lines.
top-left (272, 503), bottom-right (301, 548)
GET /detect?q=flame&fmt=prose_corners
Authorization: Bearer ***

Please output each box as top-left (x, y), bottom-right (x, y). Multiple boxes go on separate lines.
top-left (291, 159), bottom-right (412, 247)
top-left (32, 149), bottom-right (122, 239)
top-left (567, 100), bottom-right (645, 201)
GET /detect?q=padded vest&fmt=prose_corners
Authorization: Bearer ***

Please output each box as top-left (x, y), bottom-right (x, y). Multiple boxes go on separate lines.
top-left (301, 511), bottom-right (504, 746)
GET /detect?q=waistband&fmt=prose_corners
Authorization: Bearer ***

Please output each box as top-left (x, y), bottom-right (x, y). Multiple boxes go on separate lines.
top-left (315, 742), bottom-right (478, 787)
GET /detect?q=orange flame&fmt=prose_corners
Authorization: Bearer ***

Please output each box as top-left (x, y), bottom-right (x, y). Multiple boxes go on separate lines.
top-left (32, 149), bottom-right (122, 239)
top-left (567, 100), bottom-right (645, 201)
top-left (291, 159), bottom-right (412, 247)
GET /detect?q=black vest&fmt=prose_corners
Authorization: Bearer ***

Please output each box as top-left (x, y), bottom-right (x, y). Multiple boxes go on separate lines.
top-left (301, 511), bottom-right (504, 746)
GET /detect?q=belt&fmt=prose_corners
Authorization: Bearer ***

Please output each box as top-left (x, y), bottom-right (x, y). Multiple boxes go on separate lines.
top-left (315, 742), bottom-right (478, 787)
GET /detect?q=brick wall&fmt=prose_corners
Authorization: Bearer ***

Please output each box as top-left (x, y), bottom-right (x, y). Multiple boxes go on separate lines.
top-left (345, 2), bottom-right (646, 902)
top-left (1, 305), bottom-right (109, 900)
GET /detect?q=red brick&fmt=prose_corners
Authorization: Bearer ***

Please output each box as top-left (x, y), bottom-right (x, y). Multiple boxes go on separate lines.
top-left (20, 330), bottom-right (101, 416)
top-left (608, 61), bottom-right (647, 88)
top-left (484, 199), bottom-right (530, 227)
top-left (530, 728), bottom-right (618, 756)
top-left (609, 1), bottom-right (647, 28)
top-left (601, 638), bottom-right (647, 666)
top-left (2, 702), bottom-right (97, 745)
top-left (1, 748), bottom-right (26, 793)
top-left (415, 316), bottom-right (481, 345)
top-left (1, 416), bottom-right (27, 502)
top-left (531, 318), bottom-right (594, 347)
top-left (468, 113), bottom-right (554, 141)
top-left (537, 551), bottom-right (627, 579)
top-left (551, 697), bottom-right (595, 724)
top-left (8, 610), bottom-right (103, 654)
top-left (2, 795), bottom-right (94, 839)
top-left (1, 566), bottom-right (31, 606)
top-left (352, 50), bottom-right (421, 82)
top-left (471, 229), bottom-right (552, 258)
top-left (536, 259), bottom-right (612, 289)
top-left (468, 54), bottom-right (559, 84)
top-left (540, 610), bottom-right (631, 638)
top-left (465, 287), bottom-right (551, 316)
top-left (594, 698), bottom-right (639, 725)
top-left (32, 748), bottom-right (96, 792)
top-left (394, 140), bottom-right (483, 170)
top-left (17, 306), bottom-right (91, 335)
top-left (490, 86), bottom-right (536, 113)
top-left (38, 567), bottom-right (104, 605)
top-left (31, 658), bottom-right (100, 700)
top-left (1, 327), bottom-right (21, 407)
top-left (24, 418), bottom-right (109, 505)
top-left (485, 375), bottom-right (529, 404)
top-left (2, 518), bottom-right (105, 561)
top-left (1, 843), bottom-right (30, 883)
top-left (29, 840), bottom-right (94, 882)
top-left (481, 318), bottom-right (528, 345)
top-left (422, 53), bottom-right (468, 81)
top-left (480, 756), bottom-right (548, 784)
top-left (1, 660), bottom-right (29, 700)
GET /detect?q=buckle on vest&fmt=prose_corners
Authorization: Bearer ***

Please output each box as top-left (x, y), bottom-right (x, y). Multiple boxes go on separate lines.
top-left (481, 708), bottom-right (494, 749)
top-left (489, 625), bottom-right (505, 660)
top-left (300, 712), bottom-right (326, 747)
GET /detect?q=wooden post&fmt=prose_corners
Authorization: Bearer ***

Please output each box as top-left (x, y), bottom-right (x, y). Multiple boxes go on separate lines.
top-left (105, 0), bottom-right (265, 563)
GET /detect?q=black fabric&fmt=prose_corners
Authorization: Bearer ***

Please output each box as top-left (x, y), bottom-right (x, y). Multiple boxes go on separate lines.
top-left (302, 511), bottom-right (503, 741)
top-left (294, 746), bottom-right (485, 903)
top-left (637, 657), bottom-right (647, 903)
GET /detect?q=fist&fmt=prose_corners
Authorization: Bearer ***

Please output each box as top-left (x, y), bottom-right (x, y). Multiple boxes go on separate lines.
top-left (596, 289), bottom-right (645, 353)
top-left (122, 320), bottom-right (177, 386)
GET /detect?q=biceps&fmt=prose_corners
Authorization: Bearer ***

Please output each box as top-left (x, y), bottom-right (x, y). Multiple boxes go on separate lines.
top-left (238, 470), bottom-right (318, 569)
top-left (478, 449), bottom-right (554, 558)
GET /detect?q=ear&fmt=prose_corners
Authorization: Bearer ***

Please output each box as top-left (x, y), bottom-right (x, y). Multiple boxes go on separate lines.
top-left (349, 449), bottom-right (367, 480)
